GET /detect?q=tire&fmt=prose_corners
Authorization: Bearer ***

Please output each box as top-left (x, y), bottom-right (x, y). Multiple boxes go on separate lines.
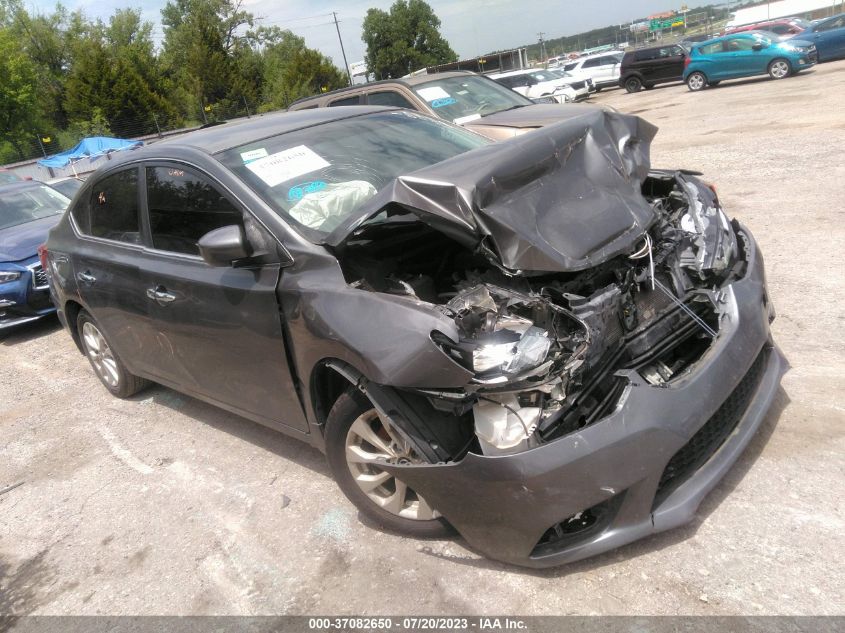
top-left (686, 71), bottom-right (707, 91)
top-left (768, 58), bottom-right (791, 80)
top-left (324, 388), bottom-right (452, 538)
top-left (77, 310), bottom-right (149, 398)
top-left (624, 76), bottom-right (643, 93)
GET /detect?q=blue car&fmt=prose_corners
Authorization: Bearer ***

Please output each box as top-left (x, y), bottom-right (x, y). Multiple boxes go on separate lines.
top-left (0, 181), bottom-right (70, 330)
top-left (790, 13), bottom-right (845, 62)
top-left (683, 31), bottom-right (816, 91)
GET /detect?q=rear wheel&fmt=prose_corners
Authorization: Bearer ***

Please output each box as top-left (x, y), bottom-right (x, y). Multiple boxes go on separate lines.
top-left (768, 58), bottom-right (791, 79)
top-left (324, 388), bottom-right (452, 537)
top-left (686, 71), bottom-right (707, 91)
top-left (624, 76), bottom-right (643, 93)
top-left (77, 310), bottom-right (149, 398)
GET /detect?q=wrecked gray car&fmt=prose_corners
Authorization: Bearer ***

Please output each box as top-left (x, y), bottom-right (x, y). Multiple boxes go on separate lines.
top-left (45, 106), bottom-right (786, 568)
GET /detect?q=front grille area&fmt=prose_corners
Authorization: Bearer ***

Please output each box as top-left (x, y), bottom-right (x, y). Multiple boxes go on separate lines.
top-left (30, 264), bottom-right (49, 290)
top-left (653, 346), bottom-right (769, 509)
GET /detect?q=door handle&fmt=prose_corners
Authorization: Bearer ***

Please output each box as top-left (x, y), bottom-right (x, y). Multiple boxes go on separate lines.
top-left (146, 286), bottom-right (178, 305)
top-left (76, 271), bottom-right (96, 284)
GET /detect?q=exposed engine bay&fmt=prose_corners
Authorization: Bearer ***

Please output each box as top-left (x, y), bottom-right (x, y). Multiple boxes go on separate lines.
top-left (334, 170), bottom-right (746, 459)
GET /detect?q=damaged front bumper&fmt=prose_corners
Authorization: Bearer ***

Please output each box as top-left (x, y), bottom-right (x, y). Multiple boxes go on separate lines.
top-left (380, 225), bottom-right (787, 568)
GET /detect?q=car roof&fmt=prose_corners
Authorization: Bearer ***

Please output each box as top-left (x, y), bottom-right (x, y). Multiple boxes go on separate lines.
top-left (137, 106), bottom-right (398, 156)
top-left (288, 71), bottom-right (476, 107)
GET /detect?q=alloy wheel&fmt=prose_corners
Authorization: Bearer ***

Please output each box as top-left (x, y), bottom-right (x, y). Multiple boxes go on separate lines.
top-left (770, 60), bottom-right (790, 79)
top-left (687, 72), bottom-right (706, 91)
top-left (81, 321), bottom-right (120, 388)
top-left (345, 410), bottom-right (438, 520)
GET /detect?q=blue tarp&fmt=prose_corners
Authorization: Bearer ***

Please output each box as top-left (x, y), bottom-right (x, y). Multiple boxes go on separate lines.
top-left (38, 136), bottom-right (143, 168)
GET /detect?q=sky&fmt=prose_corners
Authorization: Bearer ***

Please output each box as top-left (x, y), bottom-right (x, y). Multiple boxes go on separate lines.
top-left (46, 0), bottom-right (713, 68)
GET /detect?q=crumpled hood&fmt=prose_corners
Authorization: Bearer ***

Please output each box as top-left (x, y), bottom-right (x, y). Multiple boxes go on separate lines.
top-left (331, 108), bottom-right (658, 272)
top-left (469, 103), bottom-right (607, 129)
top-left (0, 215), bottom-right (61, 262)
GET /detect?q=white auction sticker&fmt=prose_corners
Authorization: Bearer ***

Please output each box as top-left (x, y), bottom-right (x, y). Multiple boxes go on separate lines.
top-left (417, 86), bottom-right (451, 101)
top-left (246, 145), bottom-right (330, 187)
top-left (453, 113), bottom-right (482, 125)
top-left (240, 148), bottom-right (268, 163)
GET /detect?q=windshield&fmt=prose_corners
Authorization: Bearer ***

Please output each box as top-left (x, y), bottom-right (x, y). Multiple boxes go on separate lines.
top-left (528, 71), bottom-right (559, 84)
top-left (0, 171), bottom-right (22, 185)
top-left (411, 75), bottom-right (532, 124)
top-left (0, 185), bottom-right (69, 231)
top-left (218, 110), bottom-right (490, 238)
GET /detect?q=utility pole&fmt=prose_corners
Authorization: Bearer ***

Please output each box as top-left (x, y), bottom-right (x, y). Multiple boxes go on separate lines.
top-left (333, 12), bottom-right (352, 86)
top-left (537, 32), bottom-right (546, 63)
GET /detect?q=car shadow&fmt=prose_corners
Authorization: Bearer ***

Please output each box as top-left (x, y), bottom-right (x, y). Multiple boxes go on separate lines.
top-left (0, 314), bottom-right (61, 346)
top-left (413, 386), bottom-right (790, 575)
top-left (704, 69), bottom-right (817, 91)
top-left (131, 383), bottom-right (331, 479)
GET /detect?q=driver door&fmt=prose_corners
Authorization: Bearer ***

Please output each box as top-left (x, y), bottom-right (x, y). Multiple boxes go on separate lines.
top-left (137, 163), bottom-right (308, 432)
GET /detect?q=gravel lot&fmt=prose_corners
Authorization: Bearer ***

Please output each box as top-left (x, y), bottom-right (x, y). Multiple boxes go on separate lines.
top-left (2, 60), bottom-right (844, 617)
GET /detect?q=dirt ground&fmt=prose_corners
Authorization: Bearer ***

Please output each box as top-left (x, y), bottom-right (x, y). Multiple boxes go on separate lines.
top-left (2, 60), bottom-right (844, 617)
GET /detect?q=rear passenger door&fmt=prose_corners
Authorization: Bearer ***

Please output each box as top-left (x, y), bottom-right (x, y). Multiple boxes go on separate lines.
top-left (138, 163), bottom-right (308, 432)
top-left (69, 166), bottom-right (159, 378)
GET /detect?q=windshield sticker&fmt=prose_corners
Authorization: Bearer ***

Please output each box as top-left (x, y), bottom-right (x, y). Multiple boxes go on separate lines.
top-left (287, 180), bottom-right (327, 202)
top-left (453, 113), bottom-right (482, 125)
top-left (240, 148), bottom-right (268, 164)
top-left (246, 145), bottom-right (330, 188)
top-left (417, 86), bottom-right (451, 101)
top-left (431, 97), bottom-right (458, 108)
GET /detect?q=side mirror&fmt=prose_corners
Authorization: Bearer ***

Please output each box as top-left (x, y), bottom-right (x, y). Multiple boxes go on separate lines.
top-left (198, 224), bottom-right (251, 266)
top-left (752, 42), bottom-right (764, 51)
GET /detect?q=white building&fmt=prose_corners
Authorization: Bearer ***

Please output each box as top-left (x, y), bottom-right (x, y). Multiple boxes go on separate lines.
top-left (726, 0), bottom-right (840, 29)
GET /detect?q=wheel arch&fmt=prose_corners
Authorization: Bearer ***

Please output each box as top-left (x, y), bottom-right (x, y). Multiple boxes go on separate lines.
top-left (64, 299), bottom-right (85, 353)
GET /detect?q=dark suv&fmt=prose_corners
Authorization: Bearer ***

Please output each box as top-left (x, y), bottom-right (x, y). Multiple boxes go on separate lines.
top-left (619, 44), bottom-right (687, 92)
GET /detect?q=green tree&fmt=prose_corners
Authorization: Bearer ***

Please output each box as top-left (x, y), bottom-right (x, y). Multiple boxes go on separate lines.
top-left (64, 9), bottom-right (170, 137)
top-left (361, 0), bottom-right (456, 79)
top-left (0, 27), bottom-right (40, 160)
top-left (257, 28), bottom-right (345, 109)
top-left (160, 0), bottom-right (257, 122)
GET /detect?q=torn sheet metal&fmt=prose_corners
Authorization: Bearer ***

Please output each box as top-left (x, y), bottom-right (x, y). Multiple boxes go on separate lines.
top-left (329, 108), bottom-right (658, 272)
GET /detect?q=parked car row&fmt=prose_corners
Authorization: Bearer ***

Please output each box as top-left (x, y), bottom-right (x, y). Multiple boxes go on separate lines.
top-left (619, 12), bottom-right (844, 94)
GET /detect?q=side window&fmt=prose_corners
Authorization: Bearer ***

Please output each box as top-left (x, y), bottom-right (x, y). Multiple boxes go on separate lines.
top-left (582, 57), bottom-right (602, 68)
top-left (770, 25), bottom-right (789, 34)
top-left (367, 91), bottom-right (416, 109)
top-left (88, 169), bottom-right (141, 244)
top-left (329, 96), bottom-right (361, 107)
top-left (700, 41), bottom-right (725, 55)
top-left (671, 46), bottom-right (686, 56)
top-left (635, 50), bottom-right (657, 61)
top-left (146, 166), bottom-right (243, 256)
top-left (726, 38), bottom-right (755, 51)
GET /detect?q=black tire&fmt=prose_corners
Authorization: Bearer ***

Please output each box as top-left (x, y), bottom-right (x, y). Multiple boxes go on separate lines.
top-left (325, 388), bottom-right (453, 538)
top-left (77, 310), bottom-right (149, 398)
top-left (686, 71), bottom-right (707, 91)
top-left (768, 58), bottom-right (791, 80)
top-left (594, 86), bottom-right (603, 92)
top-left (624, 76), bottom-right (643, 93)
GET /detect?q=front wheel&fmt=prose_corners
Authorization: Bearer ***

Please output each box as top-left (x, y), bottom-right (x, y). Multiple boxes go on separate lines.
top-left (686, 71), bottom-right (707, 91)
top-left (768, 58), bottom-right (791, 79)
top-left (77, 310), bottom-right (149, 398)
top-left (324, 388), bottom-right (452, 537)
top-left (624, 76), bottom-right (643, 93)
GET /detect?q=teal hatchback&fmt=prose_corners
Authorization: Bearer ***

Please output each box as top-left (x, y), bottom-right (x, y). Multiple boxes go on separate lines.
top-left (683, 31), bottom-right (816, 91)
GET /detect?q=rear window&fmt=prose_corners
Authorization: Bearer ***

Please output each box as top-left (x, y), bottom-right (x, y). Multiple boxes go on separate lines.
top-left (698, 41), bottom-right (724, 55)
top-left (0, 185), bottom-right (68, 231)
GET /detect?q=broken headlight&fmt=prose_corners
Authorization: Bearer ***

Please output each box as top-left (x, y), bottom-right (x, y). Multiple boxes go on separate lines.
top-left (473, 325), bottom-right (551, 375)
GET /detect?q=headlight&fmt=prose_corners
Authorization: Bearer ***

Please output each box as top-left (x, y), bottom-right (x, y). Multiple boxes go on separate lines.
top-left (472, 326), bottom-right (551, 375)
top-left (780, 44), bottom-right (803, 52)
top-left (0, 271), bottom-right (22, 284)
